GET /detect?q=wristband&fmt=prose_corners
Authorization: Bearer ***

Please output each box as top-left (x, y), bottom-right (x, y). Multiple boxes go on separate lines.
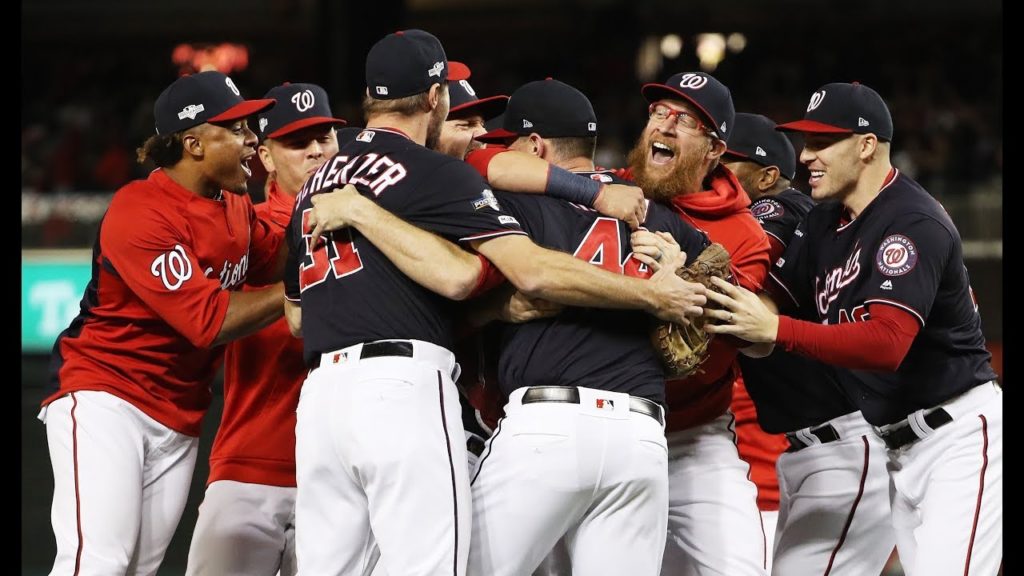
top-left (545, 165), bottom-right (603, 206)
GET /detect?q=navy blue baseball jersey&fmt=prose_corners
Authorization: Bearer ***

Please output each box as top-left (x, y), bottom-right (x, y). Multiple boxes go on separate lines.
top-left (494, 170), bottom-right (710, 404)
top-left (771, 170), bottom-right (998, 425)
top-left (740, 189), bottom-right (854, 433)
top-left (750, 188), bottom-right (815, 249)
top-left (284, 128), bottom-right (526, 365)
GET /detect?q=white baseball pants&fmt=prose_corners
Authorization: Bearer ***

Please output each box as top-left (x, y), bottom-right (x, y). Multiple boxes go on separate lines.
top-left (469, 386), bottom-right (669, 576)
top-left (773, 411), bottom-right (894, 576)
top-left (41, 390), bottom-right (198, 576)
top-left (185, 480), bottom-right (297, 576)
top-left (660, 411), bottom-right (767, 576)
top-left (887, 381), bottom-right (1002, 576)
top-left (295, 339), bottom-right (469, 576)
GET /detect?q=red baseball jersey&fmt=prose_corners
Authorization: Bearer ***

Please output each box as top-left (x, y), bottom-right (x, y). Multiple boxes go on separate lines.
top-left (208, 181), bottom-right (305, 486)
top-left (44, 169), bottom-right (282, 437)
top-left (731, 374), bottom-right (786, 511)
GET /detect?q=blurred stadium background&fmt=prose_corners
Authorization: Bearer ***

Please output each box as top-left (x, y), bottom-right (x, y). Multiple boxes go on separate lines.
top-left (22, 0), bottom-right (1001, 573)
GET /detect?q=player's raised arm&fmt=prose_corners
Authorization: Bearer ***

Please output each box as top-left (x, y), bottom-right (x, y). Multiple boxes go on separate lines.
top-left (472, 233), bottom-right (705, 325)
top-left (467, 147), bottom-right (647, 228)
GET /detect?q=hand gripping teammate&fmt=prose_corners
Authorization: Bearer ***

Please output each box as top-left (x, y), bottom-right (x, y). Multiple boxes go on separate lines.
top-left (282, 30), bottom-right (706, 576)
top-left (721, 112), bottom-right (895, 575)
top-left (464, 71), bottom-right (772, 576)
top-left (39, 71), bottom-right (283, 575)
top-left (705, 82), bottom-right (1002, 576)
top-left (184, 82), bottom-right (346, 576)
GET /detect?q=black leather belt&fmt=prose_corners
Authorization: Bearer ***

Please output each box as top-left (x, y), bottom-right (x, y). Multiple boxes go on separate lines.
top-left (785, 423), bottom-right (840, 452)
top-left (311, 340), bottom-right (414, 368)
top-left (361, 340), bottom-right (414, 360)
top-left (879, 408), bottom-right (953, 450)
top-left (520, 386), bottom-right (665, 426)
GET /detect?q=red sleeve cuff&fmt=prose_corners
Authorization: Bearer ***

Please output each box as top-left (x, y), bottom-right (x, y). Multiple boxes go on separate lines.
top-left (465, 146), bottom-right (509, 179)
top-left (468, 254), bottom-right (506, 298)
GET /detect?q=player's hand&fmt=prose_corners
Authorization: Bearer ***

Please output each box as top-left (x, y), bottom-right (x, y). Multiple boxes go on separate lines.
top-left (629, 230), bottom-right (681, 272)
top-left (502, 289), bottom-right (564, 323)
top-left (308, 184), bottom-right (365, 244)
top-left (702, 276), bottom-right (779, 343)
top-left (593, 184), bottom-right (647, 230)
top-left (646, 250), bottom-right (706, 325)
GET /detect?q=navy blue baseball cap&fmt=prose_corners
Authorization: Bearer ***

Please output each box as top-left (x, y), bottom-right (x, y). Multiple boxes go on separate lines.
top-left (724, 113), bottom-right (797, 180)
top-left (476, 78), bottom-right (597, 143)
top-left (257, 83), bottom-right (346, 141)
top-left (366, 29), bottom-right (448, 100)
top-left (447, 61), bottom-right (508, 121)
top-left (484, 113), bottom-right (504, 133)
top-left (154, 71), bottom-right (275, 135)
top-left (642, 71), bottom-right (735, 142)
top-left (777, 82), bottom-right (893, 142)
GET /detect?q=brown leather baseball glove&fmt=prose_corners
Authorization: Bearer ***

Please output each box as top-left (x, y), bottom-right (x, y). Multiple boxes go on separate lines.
top-left (651, 242), bottom-right (732, 379)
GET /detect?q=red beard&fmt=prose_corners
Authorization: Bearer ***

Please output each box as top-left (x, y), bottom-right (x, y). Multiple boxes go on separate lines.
top-left (626, 134), bottom-right (710, 202)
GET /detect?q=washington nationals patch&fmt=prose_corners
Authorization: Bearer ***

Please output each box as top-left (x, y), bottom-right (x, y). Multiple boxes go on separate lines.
top-left (751, 198), bottom-right (785, 222)
top-left (875, 234), bottom-right (918, 276)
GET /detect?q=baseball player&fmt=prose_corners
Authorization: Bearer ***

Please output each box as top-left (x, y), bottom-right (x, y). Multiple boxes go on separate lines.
top-left (706, 82), bottom-right (1002, 576)
top-left (466, 78), bottom-right (710, 576)
top-left (282, 29), bottom-right (706, 576)
top-left (438, 61), bottom-right (509, 161)
top-left (721, 112), bottom-right (895, 575)
top-left (38, 70), bottom-right (284, 575)
top-left (184, 82), bottom-right (346, 576)
top-left (466, 71), bottom-right (772, 576)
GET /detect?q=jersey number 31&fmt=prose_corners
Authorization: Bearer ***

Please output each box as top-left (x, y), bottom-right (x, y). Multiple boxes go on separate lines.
top-left (299, 208), bottom-right (364, 292)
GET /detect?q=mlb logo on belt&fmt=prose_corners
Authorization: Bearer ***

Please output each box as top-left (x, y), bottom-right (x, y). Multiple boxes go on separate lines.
top-left (332, 351), bottom-right (349, 364)
top-left (596, 398), bottom-right (615, 410)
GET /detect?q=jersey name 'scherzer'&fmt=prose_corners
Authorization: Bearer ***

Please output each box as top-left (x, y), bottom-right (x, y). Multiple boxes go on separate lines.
top-left (284, 128), bottom-right (525, 365)
top-left (772, 170), bottom-right (998, 425)
top-left (495, 170), bottom-right (709, 404)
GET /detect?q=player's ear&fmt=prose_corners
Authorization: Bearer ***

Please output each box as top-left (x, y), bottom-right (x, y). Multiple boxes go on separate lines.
top-left (706, 136), bottom-right (727, 161)
top-left (181, 127), bottom-right (204, 159)
top-left (529, 133), bottom-right (545, 159)
top-left (427, 83), bottom-right (444, 112)
top-left (759, 166), bottom-right (780, 192)
top-left (859, 133), bottom-right (879, 161)
top-left (258, 142), bottom-right (275, 173)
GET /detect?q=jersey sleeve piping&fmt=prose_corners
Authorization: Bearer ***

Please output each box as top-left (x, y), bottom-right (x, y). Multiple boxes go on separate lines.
top-left (459, 229), bottom-right (529, 243)
top-left (864, 298), bottom-right (926, 327)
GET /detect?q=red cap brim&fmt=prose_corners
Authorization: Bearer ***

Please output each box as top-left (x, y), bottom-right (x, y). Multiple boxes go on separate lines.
top-left (449, 95), bottom-right (509, 122)
top-left (641, 84), bottom-right (718, 134)
top-left (775, 119), bottom-right (852, 134)
top-left (209, 98), bottom-right (277, 123)
top-left (474, 127), bottom-right (519, 143)
top-left (265, 116), bottom-right (348, 140)
top-left (449, 61), bottom-right (472, 82)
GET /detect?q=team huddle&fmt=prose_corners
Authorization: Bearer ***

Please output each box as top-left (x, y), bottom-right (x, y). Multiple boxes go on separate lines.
top-left (39, 27), bottom-right (1001, 576)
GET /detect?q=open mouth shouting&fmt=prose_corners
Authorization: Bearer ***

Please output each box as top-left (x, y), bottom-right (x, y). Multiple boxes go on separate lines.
top-left (650, 141), bottom-right (677, 166)
top-left (241, 153), bottom-right (254, 178)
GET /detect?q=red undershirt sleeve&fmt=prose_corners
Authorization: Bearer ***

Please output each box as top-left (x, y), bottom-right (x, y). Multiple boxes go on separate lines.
top-left (467, 253), bottom-right (506, 298)
top-left (775, 302), bottom-right (920, 371)
top-left (465, 146), bottom-right (510, 179)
